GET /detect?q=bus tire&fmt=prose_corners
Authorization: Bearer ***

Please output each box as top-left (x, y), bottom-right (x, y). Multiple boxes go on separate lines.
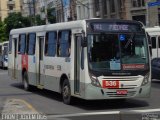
top-left (62, 79), bottom-right (72, 104)
top-left (23, 72), bottom-right (30, 91)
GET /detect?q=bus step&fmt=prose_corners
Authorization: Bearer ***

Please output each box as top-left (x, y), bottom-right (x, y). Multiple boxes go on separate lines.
top-left (37, 85), bottom-right (44, 89)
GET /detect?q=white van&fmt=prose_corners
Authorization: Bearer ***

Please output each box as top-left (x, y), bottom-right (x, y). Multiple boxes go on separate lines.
top-left (145, 26), bottom-right (160, 59)
top-left (0, 41), bottom-right (9, 69)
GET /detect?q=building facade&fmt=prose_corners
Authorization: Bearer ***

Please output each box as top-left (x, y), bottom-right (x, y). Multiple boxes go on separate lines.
top-left (76, 0), bottom-right (159, 27)
top-left (0, 0), bottom-right (21, 21)
top-left (40, 0), bottom-right (65, 23)
top-left (93, 0), bottom-right (159, 27)
top-left (21, 0), bottom-right (41, 17)
top-left (76, 0), bottom-right (94, 20)
top-left (69, 0), bottom-right (77, 21)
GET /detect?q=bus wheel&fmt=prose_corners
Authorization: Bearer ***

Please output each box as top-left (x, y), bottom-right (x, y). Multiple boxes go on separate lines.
top-left (62, 79), bottom-right (72, 104)
top-left (23, 72), bottom-right (29, 91)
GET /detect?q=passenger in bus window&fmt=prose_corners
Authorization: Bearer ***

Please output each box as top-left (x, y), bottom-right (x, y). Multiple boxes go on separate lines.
top-left (67, 47), bottom-right (71, 57)
top-left (67, 31), bottom-right (71, 57)
top-left (57, 32), bottom-right (61, 57)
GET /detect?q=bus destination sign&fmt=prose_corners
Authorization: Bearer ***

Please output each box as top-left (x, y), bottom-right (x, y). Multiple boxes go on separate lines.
top-left (91, 23), bottom-right (141, 32)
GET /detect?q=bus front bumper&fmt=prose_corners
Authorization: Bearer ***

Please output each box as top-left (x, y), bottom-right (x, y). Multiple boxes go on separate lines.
top-left (84, 82), bottom-right (151, 100)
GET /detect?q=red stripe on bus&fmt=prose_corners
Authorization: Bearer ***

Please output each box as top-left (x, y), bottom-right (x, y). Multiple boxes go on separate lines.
top-left (22, 55), bottom-right (28, 70)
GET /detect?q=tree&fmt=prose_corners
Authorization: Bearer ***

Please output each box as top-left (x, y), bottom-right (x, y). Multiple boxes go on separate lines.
top-left (35, 15), bottom-right (45, 25)
top-left (0, 21), bottom-right (7, 42)
top-left (47, 8), bottom-right (56, 24)
top-left (4, 12), bottom-right (31, 37)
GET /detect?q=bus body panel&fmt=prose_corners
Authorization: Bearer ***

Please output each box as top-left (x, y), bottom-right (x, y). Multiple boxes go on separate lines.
top-left (43, 57), bottom-right (70, 92)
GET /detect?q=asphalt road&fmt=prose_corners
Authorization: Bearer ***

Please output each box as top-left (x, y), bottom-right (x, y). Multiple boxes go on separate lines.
top-left (0, 69), bottom-right (160, 120)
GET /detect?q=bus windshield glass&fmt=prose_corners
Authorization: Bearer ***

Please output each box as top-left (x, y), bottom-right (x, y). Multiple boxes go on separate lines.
top-left (87, 33), bottom-right (149, 71)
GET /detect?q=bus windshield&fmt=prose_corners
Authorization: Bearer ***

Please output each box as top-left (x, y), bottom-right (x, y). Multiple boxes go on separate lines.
top-left (87, 33), bottom-right (149, 71)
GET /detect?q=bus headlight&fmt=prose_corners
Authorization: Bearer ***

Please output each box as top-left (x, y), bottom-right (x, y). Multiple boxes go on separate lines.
top-left (90, 74), bottom-right (101, 87)
top-left (142, 73), bottom-right (149, 86)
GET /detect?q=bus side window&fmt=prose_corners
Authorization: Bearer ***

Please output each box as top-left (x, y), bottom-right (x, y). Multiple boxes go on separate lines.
top-left (45, 31), bottom-right (57, 57)
top-left (19, 34), bottom-right (26, 54)
top-left (28, 33), bottom-right (36, 55)
top-left (58, 30), bottom-right (71, 57)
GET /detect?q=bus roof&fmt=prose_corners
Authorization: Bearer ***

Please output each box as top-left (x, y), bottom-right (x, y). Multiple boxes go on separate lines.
top-left (10, 19), bottom-right (142, 35)
top-left (2, 41), bottom-right (9, 44)
top-left (145, 26), bottom-right (160, 36)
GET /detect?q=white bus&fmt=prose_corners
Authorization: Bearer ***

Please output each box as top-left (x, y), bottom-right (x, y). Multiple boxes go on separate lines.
top-left (8, 19), bottom-right (151, 104)
top-left (145, 26), bottom-right (160, 59)
top-left (0, 41), bottom-right (9, 69)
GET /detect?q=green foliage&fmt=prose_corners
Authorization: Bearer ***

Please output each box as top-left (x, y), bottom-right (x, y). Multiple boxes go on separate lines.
top-left (0, 21), bottom-right (7, 42)
top-left (35, 15), bottom-right (45, 25)
top-left (0, 9), bottom-right (57, 41)
top-left (47, 8), bottom-right (56, 24)
top-left (4, 12), bottom-right (31, 38)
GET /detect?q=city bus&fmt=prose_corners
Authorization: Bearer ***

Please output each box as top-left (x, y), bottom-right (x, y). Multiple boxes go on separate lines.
top-left (145, 26), bottom-right (160, 59)
top-left (0, 41), bottom-right (9, 69)
top-left (8, 19), bottom-right (151, 104)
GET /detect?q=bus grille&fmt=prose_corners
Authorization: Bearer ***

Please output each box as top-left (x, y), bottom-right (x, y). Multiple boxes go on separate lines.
top-left (102, 76), bottom-right (141, 81)
top-left (106, 91), bottom-right (137, 97)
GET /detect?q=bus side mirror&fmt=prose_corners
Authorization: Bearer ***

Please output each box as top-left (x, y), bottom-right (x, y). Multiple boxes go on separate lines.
top-left (81, 37), bottom-right (87, 47)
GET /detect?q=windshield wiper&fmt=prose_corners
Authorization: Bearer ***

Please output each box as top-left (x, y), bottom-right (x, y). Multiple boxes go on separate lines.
top-left (124, 34), bottom-right (134, 49)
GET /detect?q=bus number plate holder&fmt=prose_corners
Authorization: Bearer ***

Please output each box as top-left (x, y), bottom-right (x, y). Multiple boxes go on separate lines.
top-left (103, 80), bottom-right (119, 88)
top-left (116, 90), bottom-right (128, 95)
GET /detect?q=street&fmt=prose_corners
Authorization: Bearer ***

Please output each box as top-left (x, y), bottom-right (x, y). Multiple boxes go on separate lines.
top-left (0, 69), bottom-right (160, 120)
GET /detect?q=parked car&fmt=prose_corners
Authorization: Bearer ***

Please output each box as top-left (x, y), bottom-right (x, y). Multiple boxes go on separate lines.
top-left (152, 58), bottom-right (160, 79)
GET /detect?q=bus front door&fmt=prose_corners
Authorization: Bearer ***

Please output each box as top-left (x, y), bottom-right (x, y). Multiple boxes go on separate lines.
top-left (74, 34), bottom-right (84, 94)
top-left (13, 38), bottom-right (18, 79)
top-left (37, 37), bottom-right (45, 88)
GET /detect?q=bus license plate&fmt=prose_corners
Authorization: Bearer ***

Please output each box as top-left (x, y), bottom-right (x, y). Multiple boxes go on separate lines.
top-left (103, 80), bottom-right (119, 88)
top-left (117, 90), bottom-right (128, 95)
